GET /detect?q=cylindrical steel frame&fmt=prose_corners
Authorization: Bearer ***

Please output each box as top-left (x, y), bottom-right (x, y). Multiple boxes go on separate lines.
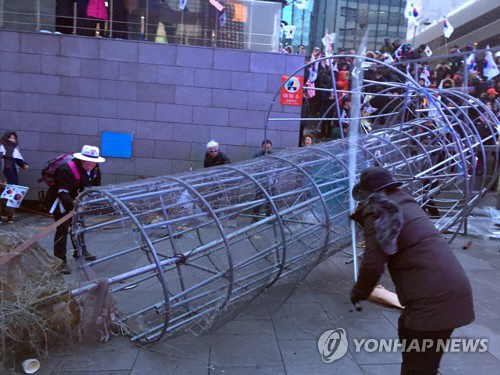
top-left (70, 55), bottom-right (499, 344)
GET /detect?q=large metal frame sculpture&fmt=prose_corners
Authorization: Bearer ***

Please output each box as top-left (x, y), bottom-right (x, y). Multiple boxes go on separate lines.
top-left (70, 55), bottom-right (499, 344)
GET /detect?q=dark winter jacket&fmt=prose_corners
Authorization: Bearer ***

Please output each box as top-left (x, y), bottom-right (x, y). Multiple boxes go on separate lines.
top-left (0, 131), bottom-right (28, 184)
top-left (253, 150), bottom-right (273, 158)
top-left (46, 159), bottom-right (101, 212)
top-left (204, 151), bottom-right (231, 168)
top-left (351, 191), bottom-right (474, 331)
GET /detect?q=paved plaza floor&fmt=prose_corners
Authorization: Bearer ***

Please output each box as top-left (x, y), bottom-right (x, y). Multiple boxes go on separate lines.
top-left (4, 206), bottom-right (500, 375)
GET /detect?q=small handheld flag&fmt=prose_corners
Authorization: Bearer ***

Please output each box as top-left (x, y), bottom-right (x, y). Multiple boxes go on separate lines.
top-left (424, 46), bottom-right (432, 57)
top-left (309, 52), bottom-right (320, 83)
top-left (383, 53), bottom-right (394, 63)
top-left (404, 2), bottom-right (419, 24)
top-left (321, 31), bottom-right (336, 56)
top-left (394, 45), bottom-right (403, 60)
top-left (466, 53), bottom-right (476, 73)
top-left (219, 10), bottom-right (226, 27)
top-left (484, 45), bottom-right (499, 80)
top-left (420, 72), bottom-right (431, 87)
top-left (443, 18), bottom-right (454, 38)
top-left (283, 25), bottom-right (297, 39)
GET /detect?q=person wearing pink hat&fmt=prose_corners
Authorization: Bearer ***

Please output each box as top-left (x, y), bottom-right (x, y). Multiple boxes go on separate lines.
top-left (46, 145), bottom-right (105, 274)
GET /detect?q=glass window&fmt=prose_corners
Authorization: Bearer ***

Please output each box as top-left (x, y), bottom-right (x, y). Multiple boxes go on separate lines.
top-left (340, 6), bottom-right (358, 18)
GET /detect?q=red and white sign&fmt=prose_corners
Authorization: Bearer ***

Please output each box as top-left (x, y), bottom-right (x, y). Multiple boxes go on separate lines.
top-left (280, 76), bottom-right (303, 106)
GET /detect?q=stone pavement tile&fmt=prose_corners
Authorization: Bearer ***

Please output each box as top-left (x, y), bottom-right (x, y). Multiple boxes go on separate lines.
top-left (271, 302), bottom-right (335, 340)
top-left (466, 276), bottom-right (500, 318)
top-left (209, 365), bottom-right (286, 374)
top-left (278, 339), bottom-right (363, 375)
top-left (213, 319), bottom-right (274, 335)
top-left (304, 258), bottom-right (352, 293)
top-left (285, 282), bottom-right (319, 303)
top-left (235, 295), bottom-right (271, 320)
top-left (210, 333), bottom-right (282, 367)
top-left (458, 316), bottom-right (500, 362)
top-left (42, 338), bottom-right (140, 373)
top-left (315, 292), bottom-right (389, 323)
top-left (360, 364), bottom-right (400, 375)
top-left (344, 318), bottom-right (401, 365)
top-left (261, 283), bottom-right (302, 313)
top-left (377, 307), bottom-right (401, 329)
top-left (439, 351), bottom-right (500, 374)
top-left (131, 335), bottom-right (211, 375)
top-left (35, 355), bottom-right (62, 375)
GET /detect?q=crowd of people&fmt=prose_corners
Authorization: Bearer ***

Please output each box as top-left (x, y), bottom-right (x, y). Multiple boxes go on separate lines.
top-left (298, 39), bottom-right (500, 143)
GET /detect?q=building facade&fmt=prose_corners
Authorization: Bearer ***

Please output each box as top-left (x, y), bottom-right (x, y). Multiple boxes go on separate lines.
top-left (282, 0), bottom-right (409, 54)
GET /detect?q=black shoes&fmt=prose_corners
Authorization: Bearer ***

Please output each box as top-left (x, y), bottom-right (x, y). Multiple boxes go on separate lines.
top-left (59, 262), bottom-right (72, 275)
top-left (72, 250), bottom-right (97, 261)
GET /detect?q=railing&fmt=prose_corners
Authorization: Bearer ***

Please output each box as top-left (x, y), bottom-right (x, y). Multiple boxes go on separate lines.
top-left (0, 0), bottom-right (282, 52)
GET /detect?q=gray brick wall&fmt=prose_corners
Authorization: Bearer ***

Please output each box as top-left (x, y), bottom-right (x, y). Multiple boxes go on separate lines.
top-left (0, 30), bottom-right (305, 200)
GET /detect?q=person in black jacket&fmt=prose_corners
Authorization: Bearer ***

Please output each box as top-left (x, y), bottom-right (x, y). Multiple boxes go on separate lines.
top-left (253, 139), bottom-right (273, 158)
top-left (0, 131), bottom-right (29, 223)
top-left (47, 145), bottom-right (105, 274)
top-left (203, 140), bottom-right (230, 168)
top-left (350, 167), bottom-right (474, 375)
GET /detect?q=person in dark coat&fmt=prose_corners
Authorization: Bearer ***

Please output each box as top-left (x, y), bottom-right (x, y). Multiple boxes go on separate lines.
top-left (46, 145), bottom-right (104, 274)
top-left (253, 139), bottom-right (273, 158)
top-left (0, 131), bottom-right (29, 223)
top-left (350, 167), bottom-right (474, 375)
top-left (203, 140), bottom-right (230, 168)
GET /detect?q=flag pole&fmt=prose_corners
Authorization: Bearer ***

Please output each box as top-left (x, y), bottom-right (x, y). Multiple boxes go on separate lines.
top-left (412, 23), bottom-right (417, 48)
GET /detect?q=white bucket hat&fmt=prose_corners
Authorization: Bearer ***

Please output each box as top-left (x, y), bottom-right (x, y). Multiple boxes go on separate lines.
top-left (206, 140), bottom-right (219, 148)
top-left (73, 145), bottom-right (106, 163)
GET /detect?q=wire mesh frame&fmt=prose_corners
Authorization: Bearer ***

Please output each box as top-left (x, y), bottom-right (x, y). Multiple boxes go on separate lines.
top-left (69, 55), bottom-right (499, 344)
top-left (265, 54), bottom-right (499, 231)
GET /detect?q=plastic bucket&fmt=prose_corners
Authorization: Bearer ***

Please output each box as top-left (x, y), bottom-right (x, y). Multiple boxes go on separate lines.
top-left (1, 184), bottom-right (29, 208)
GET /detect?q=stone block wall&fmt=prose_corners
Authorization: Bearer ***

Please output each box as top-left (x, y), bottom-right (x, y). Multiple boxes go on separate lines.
top-left (0, 30), bottom-right (305, 199)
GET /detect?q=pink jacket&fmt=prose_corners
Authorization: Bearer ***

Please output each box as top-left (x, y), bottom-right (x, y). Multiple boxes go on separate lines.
top-left (87, 0), bottom-right (108, 20)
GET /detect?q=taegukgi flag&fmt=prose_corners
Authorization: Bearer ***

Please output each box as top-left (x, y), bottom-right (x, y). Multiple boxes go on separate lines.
top-left (466, 53), bottom-right (476, 73)
top-left (443, 17), bottom-right (454, 38)
top-left (484, 45), bottom-right (499, 79)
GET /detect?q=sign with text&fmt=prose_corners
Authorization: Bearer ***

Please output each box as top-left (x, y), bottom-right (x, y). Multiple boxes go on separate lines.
top-left (280, 76), bottom-right (303, 106)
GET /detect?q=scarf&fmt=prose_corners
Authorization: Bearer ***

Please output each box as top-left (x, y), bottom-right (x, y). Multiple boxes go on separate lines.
top-left (365, 193), bottom-right (404, 255)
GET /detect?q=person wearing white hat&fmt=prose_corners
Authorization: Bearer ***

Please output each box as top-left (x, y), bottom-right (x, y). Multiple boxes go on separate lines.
top-left (203, 140), bottom-right (231, 168)
top-left (46, 145), bottom-right (105, 274)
